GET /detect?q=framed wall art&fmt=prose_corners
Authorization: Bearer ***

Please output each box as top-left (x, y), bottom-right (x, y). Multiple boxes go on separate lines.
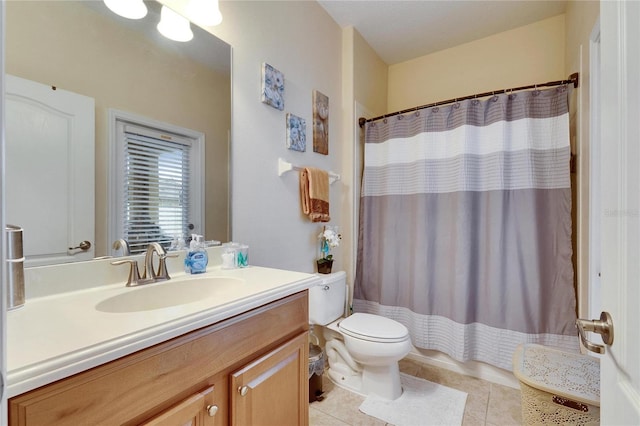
top-left (261, 62), bottom-right (285, 111)
top-left (312, 90), bottom-right (329, 155)
top-left (286, 113), bottom-right (306, 152)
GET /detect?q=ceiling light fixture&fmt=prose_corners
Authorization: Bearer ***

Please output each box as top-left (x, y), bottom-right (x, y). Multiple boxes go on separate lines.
top-left (103, 0), bottom-right (147, 20)
top-left (186, 0), bottom-right (223, 27)
top-left (157, 6), bottom-right (194, 42)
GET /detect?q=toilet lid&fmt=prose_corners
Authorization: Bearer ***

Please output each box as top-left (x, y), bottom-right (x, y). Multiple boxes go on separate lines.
top-left (338, 313), bottom-right (409, 343)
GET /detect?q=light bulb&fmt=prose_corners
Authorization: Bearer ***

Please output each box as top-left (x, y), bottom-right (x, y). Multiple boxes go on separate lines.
top-left (103, 0), bottom-right (147, 20)
top-left (186, 0), bottom-right (223, 27)
top-left (157, 6), bottom-right (194, 42)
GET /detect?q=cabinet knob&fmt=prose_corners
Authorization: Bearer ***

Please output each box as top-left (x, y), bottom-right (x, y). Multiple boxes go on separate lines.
top-left (238, 385), bottom-right (249, 396)
top-left (206, 404), bottom-right (219, 417)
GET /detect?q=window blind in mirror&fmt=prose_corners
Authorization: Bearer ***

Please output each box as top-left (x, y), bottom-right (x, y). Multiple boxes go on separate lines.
top-left (121, 125), bottom-right (192, 254)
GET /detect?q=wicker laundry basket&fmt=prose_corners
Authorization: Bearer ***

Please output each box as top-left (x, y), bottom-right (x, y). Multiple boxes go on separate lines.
top-left (513, 344), bottom-right (600, 426)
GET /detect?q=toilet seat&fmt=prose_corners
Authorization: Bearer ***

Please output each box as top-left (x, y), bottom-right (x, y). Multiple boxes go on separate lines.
top-left (339, 313), bottom-right (409, 343)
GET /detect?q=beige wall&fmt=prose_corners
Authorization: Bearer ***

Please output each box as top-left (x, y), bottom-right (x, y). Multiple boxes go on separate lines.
top-left (340, 26), bottom-right (357, 284)
top-left (387, 14), bottom-right (566, 112)
top-left (353, 29), bottom-right (388, 118)
top-left (5, 1), bottom-right (231, 256)
top-left (339, 26), bottom-right (388, 292)
top-left (564, 0), bottom-right (599, 318)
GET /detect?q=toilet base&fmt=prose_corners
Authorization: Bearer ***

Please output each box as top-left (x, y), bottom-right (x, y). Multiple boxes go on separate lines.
top-left (362, 362), bottom-right (403, 400)
top-left (326, 362), bottom-right (404, 400)
top-left (321, 320), bottom-right (409, 400)
top-left (327, 366), bottom-right (365, 397)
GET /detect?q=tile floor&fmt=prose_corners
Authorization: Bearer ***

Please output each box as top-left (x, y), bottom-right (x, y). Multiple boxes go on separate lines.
top-left (309, 358), bottom-right (523, 426)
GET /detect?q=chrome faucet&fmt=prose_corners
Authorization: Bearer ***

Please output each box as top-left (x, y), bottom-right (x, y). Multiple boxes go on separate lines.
top-left (143, 242), bottom-right (171, 282)
top-left (110, 258), bottom-right (142, 286)
top-left (111, 242), bottom-right (175, 287)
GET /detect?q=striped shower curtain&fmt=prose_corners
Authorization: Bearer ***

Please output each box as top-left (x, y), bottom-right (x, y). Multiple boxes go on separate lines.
top-left (354, 86), bottom-right (578, 370)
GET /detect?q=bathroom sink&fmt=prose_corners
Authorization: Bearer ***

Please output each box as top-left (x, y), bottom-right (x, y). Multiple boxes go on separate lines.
top-left (95, 277), bottom-right (244, 313)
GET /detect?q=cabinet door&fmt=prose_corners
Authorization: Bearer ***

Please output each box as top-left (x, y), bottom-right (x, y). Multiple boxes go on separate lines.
top-left (142, 385), bottom-right (220, 426)
top-left (230, 333), bottom-right (309, 426)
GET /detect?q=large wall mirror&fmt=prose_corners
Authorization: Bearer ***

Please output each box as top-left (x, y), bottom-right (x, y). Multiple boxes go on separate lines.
top-left (5, 0), bottom-right (231, 266)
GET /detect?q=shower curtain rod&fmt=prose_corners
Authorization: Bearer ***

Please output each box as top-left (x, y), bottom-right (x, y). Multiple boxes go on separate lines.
top-left (358, 72), bottom-right (579, 128)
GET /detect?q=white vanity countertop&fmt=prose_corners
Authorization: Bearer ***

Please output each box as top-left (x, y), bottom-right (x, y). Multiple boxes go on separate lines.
top-left (6, 265), bottom-right (320, 398)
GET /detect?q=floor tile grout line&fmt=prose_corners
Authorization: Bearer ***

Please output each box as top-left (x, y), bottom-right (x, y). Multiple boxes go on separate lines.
top-left (484, 382), bottom-right (493, 426)
top-left (309, 406), bottom-right (351, 426)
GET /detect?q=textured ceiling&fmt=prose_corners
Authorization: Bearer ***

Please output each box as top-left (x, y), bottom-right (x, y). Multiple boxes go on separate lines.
top-left (318, 0), bottom-right (568, 65)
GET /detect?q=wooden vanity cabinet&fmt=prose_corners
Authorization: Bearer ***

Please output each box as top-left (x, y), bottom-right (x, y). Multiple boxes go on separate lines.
top-left (141, 385), bottom-right (216, 426)
top-left (9, 291), bottom-right (309, 426)
top-left (231, 333), bottom-right (308, 425)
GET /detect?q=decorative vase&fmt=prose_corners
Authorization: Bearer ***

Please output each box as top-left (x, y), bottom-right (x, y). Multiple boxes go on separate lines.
top-left (316, 259), bottom-right (333, 274)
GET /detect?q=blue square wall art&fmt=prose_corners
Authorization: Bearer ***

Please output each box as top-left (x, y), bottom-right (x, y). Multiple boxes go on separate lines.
top-left (261, 63), bottom-right (285, 111)
top-left (286, 113), bottom-right (306, 152)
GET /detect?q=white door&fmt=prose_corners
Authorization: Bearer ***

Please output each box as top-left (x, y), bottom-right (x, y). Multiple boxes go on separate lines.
top-left (1, 4), bottom-right (6, 421)
top-left (5, 75), bottom-right (95, 266)
top-left (599, 1), bottom-right (640, 424)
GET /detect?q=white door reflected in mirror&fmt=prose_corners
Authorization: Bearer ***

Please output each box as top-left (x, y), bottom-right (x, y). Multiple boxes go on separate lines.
top-left (5, 74), bottom-right (95, 266)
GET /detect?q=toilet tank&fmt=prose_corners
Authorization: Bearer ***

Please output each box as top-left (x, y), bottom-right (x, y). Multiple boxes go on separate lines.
top-left (308, 271), bottom-right (347, 325)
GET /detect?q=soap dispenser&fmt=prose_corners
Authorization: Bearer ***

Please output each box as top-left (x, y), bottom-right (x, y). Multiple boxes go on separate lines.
top-left (185, 234), bottom-right (208, 274)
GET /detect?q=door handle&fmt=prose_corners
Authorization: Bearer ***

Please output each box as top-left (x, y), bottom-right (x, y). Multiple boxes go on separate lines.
top-left (68, 240), bottom-right (92, 252)
top-left (576, 311), bottom-right (614, 354)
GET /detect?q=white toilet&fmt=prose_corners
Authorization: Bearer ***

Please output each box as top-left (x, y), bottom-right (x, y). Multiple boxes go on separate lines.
top-left (309, 271), bottom-right (412, 400)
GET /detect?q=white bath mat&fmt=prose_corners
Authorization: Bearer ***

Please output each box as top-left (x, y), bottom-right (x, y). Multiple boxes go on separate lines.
top-left (359, 373), bottom-right (467, 426)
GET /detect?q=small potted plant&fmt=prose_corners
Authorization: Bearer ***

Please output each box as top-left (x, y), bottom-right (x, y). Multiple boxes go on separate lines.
top-left (317, 226), bottom-right (341, 274)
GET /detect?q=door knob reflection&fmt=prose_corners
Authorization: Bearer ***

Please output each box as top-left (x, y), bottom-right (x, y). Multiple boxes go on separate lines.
top-left (69, 240), bottom-right (92, 252)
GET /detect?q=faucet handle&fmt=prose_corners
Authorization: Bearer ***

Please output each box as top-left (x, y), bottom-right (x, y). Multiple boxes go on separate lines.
top-left (112, 239), bottom-right (131, 256)
top-left (111, 259), bottom-right (142, 287)
top-left (156, 253), bottom-right (179, 281)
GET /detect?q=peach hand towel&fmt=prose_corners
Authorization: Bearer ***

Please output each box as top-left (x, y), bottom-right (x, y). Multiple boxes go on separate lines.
top-left (300, 167), bottom-right (330, 222)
